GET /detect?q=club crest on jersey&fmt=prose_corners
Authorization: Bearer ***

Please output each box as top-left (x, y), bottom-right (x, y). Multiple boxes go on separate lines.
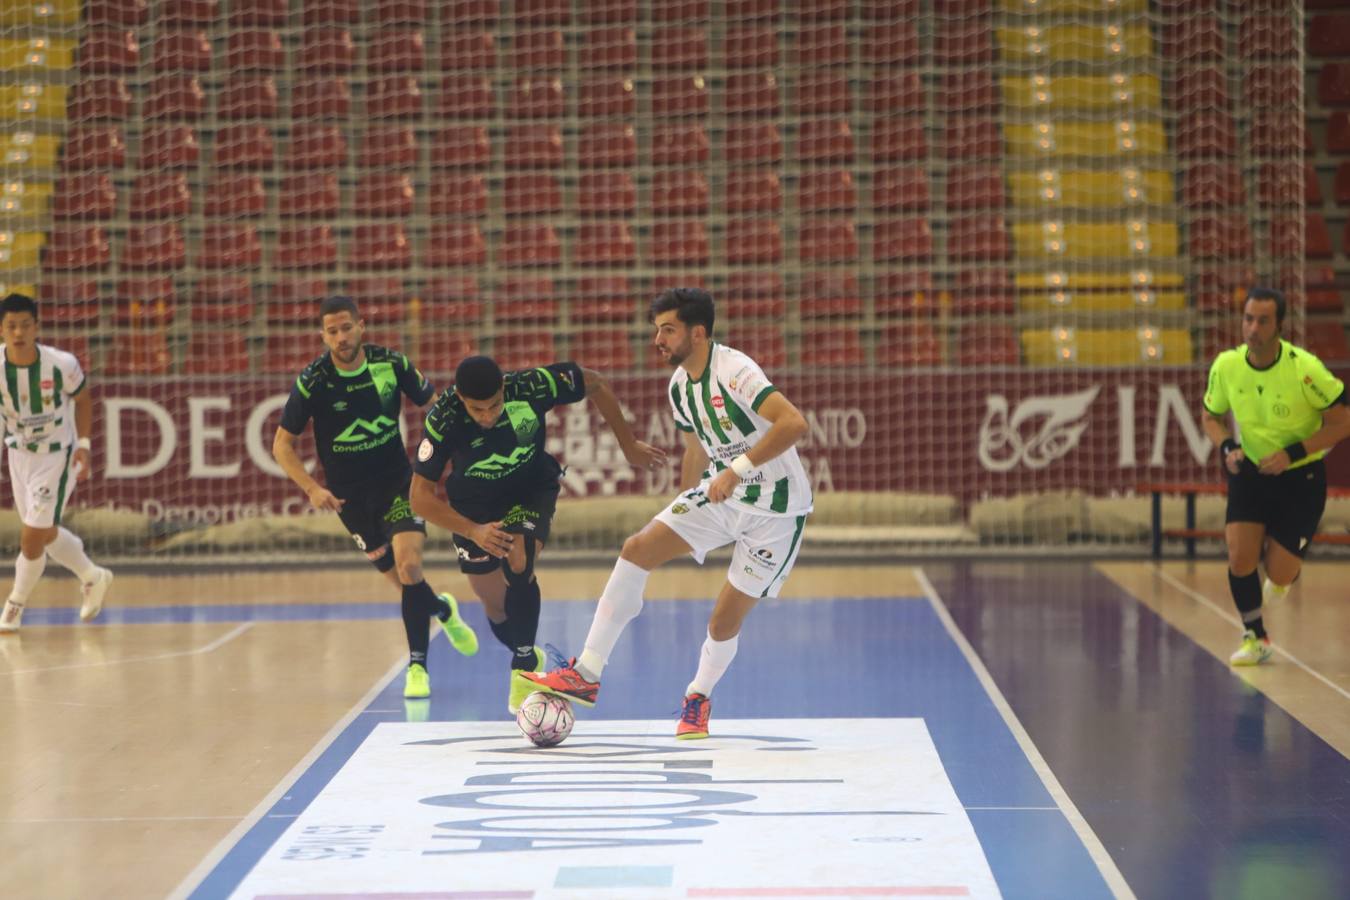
top-left (671, 503), bottom-right (689, 515)
top-left (719, 416), bottom-right (733, 430)
top-left (417, 438), bottom-right (434, 461)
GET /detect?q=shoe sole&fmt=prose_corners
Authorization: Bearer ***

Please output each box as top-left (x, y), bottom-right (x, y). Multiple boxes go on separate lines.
top-left (675, 731), bottom-right (709, 740)
top-left (523, 681), bottom-right (597, 708)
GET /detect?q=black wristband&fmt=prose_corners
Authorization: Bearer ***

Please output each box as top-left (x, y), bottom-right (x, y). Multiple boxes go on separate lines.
top-left (1284, 442), bottom-right (1307, 463)
top-left (1220, 438), bottom-right (1240, 458)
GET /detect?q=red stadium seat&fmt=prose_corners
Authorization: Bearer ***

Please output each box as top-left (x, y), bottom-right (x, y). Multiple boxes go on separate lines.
top-left (576, 172), bottom-right (636, 216)
top-left (1189, 216), bottom-right (1253, 259)
top-left (877, 323), bottom-right (943, 367)
top-left (423, 223), bottom-right (487, 267)
top-left (367, 29), bottom-right (425, 72)
top-left (651, 76), bottom-right (709, 117)
top-left (142, 75), bottom-right (206, 120)
top-left (798, 272), bottom-right (860, 318)
top-left (291, 77), bottom-right (352, 119)
top-left (359, 125), bottom-right (418, 169)
top-left (159, 0), bottom-right (216, 25)
top-left (723, 27), bottom-right (778, 68)
top-left (183, 333), bottom-right (251, 374)
top-left (724, 123), bottom-right (782, 162)
top-left (578, 75), bottom-right (637, 118)
top-left (801, 326), bottom-right (864, 367)
top-left (1270, 214), bottom-right (1330, 259)
top-left (494, 277), bottom-right (558, 323)
top-left (861, 0), bottom-right (920, 16)
top-left (946, 165), bottom-right (1005, 210)
top-left (138, 124), bottom-right (199, 169)
top-left (344, 278), bottom-right (408, 323)
top-left (934, 21), bottom-right (993, 65)
top-left (114, 276), bottom-right (175, 325)
top-left (954, 267), bottom-right (1015, 315)
top-left (78, 29), bottom-right (139, 74)
top-left (863, 22), bottom-right (918, 66)
top-left (874, 270), bottom-right (935, 317)
top-left (651, 170), bottom-right (709, 215)
top-left (937, 71), bottom-right (998, 113)
top-left (577, 123), bottom-right (637, 166)
top-left (503, 174), bottom-right (561, 214)
top-left (229, 0), bottom-right (287, 25)
top-left (152, 29), bottom-right (210, 72)
top-left (1305, 320), bottom-right (1349, 361)
top-left (1176, 113), bottom-right (1236, 158)
top-left (285, 124), bottom-right (347, 169)
top-left (504, 125), bottom-right (563, 168)
top-left (648, 221), bottom-right (710, 265)
top-left (347, 224), bottom-right (412, 270)
top-left (798, 0), bottom-right (848, 19)
top-left (266, 278), bottom-right (329, 324)
top-left (724, 219), bottom-right (782, 264)
top-left (68, 77), bottom-right (132, 121)
top-left (441, 29), bottom-right (497, 71)
top-left (800, 217), bottom-right (858, 263)
top-left (580, 0), bottom-right (635, 23)
top-left (948, 215), bottom-right (1009, 261)
top-left (571, 329), bottom-right (635, 370)
top-left (411, 332), bottom-right (478, 375)
top-left (51, 173), bottom-right (117, 220)
top-left (1239, 15), bottom-right (1296, 58)
top-left (1309, 15), bottom-right (1350, 58)
top-left (62, 125), bottom-right (126, 170)
top-left (39, 279), bottom-right (101, 325)
top-left (725, 73), bottom-right (780, 117)
top-left (438, 75), bottom-right (495, 118)
top-left (1245, 65), bottom-right (1300, 108)
top-left (1184, 162), bottom-right (1245, 208)
top-left (127, 172), bottom-right (191, 219)
top-left (191, 276), bottom-right (254, 324)
top-left (652, 27), bottom-right (706, 70)
top-left (104, 330), bottom-right (171, 376)
top-left (796, 118), bottom-right (854, 163)
top-left (1255, 161), bottom-right (1305, 206)
top-left (725, 172), bottom-right (782, 213)
top-left (366, 76), bottom-right (424, 120)
top-left (499, 224), bottom-right (562, 267)
top-left (216, 76), bottom-right (279, 120)
top-left (1162, 17), bottom-right (1224, 62)
top-left (43, 227), bottom-right (111, 272)
top-left (84, 0), bottom-right (148, 26)
top-left (568, 277), bottom-right (632, 322)
top-left (798, 170), bottom-right (856, 213)
top-left (573, 222), bottom-right (637, 265)
top-left (426, 174), bottom-right (485, 217)
top-left (1250, 112), bottom-right (1307, 156)
top-left (227, 29), bottom-right (284, 71)
top-left (514, 0), bottom-right (569, 24)
top-left (355, 173), bottom-right (417, 217)
top-left (873, 117), bottom-right (927, 161)
top-left (1173, 67), bottom-right (1228, 112)
top-left (872, 217), bottom-right (932, 262)
top-left (278, 172), bottom-right (339, 219)
top-left (652, 123), bottom-right (710, 164)
top-left (511, 29), bottom-right (565, 70)
top-left (120, 223), bottom-right (186, 271)
top-left (723, 326), bottom-right (785, 370)
top-left (213, 124), bottom-right (273, 169)
top-left (430, 126), bottom-right (490, 168)
top-left (943, 117), bottom-right (1001, 160)
top-left (274, 225), bottom-right (338, 269)
top-left (1319, 63), bottom-right (1350, 107)
top-left (260, 332), bottom-right (324, 374)
top-left (873, 166), bottom-right (929, 211)
top-left (509, 76), bottom-right (565, 118)
top-left (376, 0), bottom-right (428, 25)
top-left (415, 277), bottom-right (483, 325)
top-left (298, 27), bottom-right (356, 73)
top-left (724, 0), bottom-right (778, 19)
top-left (493, 333), bottom-right (556, 371)
top-left (443, 0), bottom-right (498, 23)
top-left (865, 73), bottom-right (921, 114)
top-left (794, 24), bottom-right (849, 66)
top-left (198, 224), bottom-right (262, 269)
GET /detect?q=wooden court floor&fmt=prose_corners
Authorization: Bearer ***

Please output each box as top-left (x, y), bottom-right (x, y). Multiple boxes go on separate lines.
top-left (1, 559), bottom-right (1346, 899)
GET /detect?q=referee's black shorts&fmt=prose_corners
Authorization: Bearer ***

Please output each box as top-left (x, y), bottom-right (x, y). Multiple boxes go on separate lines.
top-left (1226, 458), bottom-right (1327, 558)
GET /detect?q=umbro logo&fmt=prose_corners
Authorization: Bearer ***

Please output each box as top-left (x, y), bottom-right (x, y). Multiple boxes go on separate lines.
top-left (333, 401), bottom-right (348, 411)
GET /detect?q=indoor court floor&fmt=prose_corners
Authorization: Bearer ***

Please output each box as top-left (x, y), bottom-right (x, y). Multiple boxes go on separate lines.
top-left (1, 558), bottom-right (1346, 900)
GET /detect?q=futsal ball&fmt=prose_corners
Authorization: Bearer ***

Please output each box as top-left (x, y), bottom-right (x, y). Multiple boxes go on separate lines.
top-left (516, 691), bottom-right (575, 747)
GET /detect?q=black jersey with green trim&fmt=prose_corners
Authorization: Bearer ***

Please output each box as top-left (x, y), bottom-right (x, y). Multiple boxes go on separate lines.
top-left (414, 362), bottom-right (586, 504)
top-left (279, 344), bottom-right (434, 493)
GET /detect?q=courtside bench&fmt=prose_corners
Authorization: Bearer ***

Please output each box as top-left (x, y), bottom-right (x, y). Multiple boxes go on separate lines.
top-left (1136, 482), bottom-right (1350, 559)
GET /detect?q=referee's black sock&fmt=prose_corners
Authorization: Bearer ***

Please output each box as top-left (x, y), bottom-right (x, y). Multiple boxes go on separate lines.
top-left (505, 578), bottom-right (542, 670)
top-left (401, 582), bottom-right (432, 667)
top-left (1228, 569), bottom-right (1266, 639)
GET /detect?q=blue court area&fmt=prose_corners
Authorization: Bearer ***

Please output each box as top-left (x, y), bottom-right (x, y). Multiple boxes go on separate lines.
top-left (140, 561), bottom-right (1346, 899)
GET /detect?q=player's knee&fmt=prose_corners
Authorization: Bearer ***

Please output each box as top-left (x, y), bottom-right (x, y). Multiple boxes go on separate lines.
top-left (707, 616), bottom-right (742, 642)
top-left (369, 545), bottom-right (397, 574)
top-left (396, 557), bottom-right (423, 585)
top-left (503, 538), bottom-right (536, 589)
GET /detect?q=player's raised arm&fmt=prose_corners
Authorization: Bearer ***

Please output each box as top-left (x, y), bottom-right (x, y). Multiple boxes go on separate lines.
top-left (579, 367), bottom-right (666, 471)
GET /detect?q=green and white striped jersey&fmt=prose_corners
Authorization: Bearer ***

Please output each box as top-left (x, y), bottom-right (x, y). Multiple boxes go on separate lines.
top-left (0, 343), bottom-right (85, 453)
top-left (668, 342), bottom-right (812, 517)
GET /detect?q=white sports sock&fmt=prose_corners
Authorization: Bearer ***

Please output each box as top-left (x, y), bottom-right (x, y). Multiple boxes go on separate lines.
top-left (9, 551), bottom-right (47, 603)
top-left (578, 557), bottom-right (649, 679)
top-left (44, 528), bottom-right (98, 582)
top-left (688, 630), bottom-right (740, 698)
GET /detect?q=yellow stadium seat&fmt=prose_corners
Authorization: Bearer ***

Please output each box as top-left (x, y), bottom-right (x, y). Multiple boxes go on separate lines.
top-left (1000, 0), bottom-right (1147, 13)
top-left (0, 0), bottom-right (80, 26)
top-left (1004, 120), bottom-right (1167, 157)
top-left (999, 24), bottom-right (1153, 63)
top-left (0, 280), bottom-right (35, 297)
top-left (0, 131), bottom-right (60, 170)
top-left (1007, 168), bottom-right (1174, 207)
top-left (0, 179), bottom-right (51, 218)
top-left (1013, 220), bottom-right (1179, 260)
top-left (1015, 269), bottom-right (1185, 292)
top-left (1021, 328), bottom-right (1192, 366)
top-left (1018, 289), bottom-right (1186, 313)
top-left (0, 85), bottom-right (68, 121)
top-left (0, 230), bottom-right (45, 271)
top-left (0, 38), bottom-right (75, 72)
top-left (1002, 75), bottom-right (1162, 113)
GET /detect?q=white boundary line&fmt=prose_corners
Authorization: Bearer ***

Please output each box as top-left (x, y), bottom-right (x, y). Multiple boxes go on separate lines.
top-left (914, 567), bottom-right (1137, 900)
top-left (164, 652), bottom-right (409, 900)
top-left (1153, 566), bottom-right (1350, 701)
top-left (5, 623), bottom-right (254, 675)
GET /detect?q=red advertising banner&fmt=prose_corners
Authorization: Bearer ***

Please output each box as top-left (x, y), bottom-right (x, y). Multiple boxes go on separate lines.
top-left (7, 366), bottom-right (1347, 526)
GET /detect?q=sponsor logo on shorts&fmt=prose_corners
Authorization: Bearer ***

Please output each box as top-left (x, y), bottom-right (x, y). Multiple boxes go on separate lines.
top-left (456, 545), bottom-right (490, 564)
top-left (742, 566), bottom-right (760, 579)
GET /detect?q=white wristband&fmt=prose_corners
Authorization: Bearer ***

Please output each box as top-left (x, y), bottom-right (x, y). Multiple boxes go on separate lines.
top-left (76, 437), bottom-right (91, 451)
top-left (730, 454), bottom-right (754, 477)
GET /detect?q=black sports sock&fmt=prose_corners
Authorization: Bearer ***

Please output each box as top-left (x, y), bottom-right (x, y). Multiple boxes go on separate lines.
top-left (1228, 569), bottom-right (1266, 639)
top-left (488, 616), bottom-right (516, 651)
top-left (504, 577), bottom-right (542, 667)
top-left (404, 580), bottom-right (444, 619)
top-left (401, 584), bottom-right (430, 667)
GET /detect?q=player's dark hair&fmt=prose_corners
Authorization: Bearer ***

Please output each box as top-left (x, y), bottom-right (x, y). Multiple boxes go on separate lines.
top-left (1, 292), bottom-right (38, 320)
top-left (455, 355), bottom-right (504, 400)
top-left (319, 295), bottom-right (359, 321)
top-left (1245, 287), bottom-right (1286, 327)
top-left (649, 287), bottom-right (715, 337)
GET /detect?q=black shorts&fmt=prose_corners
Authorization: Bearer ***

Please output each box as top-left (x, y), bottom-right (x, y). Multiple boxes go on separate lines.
top-left (337, 472), bottom-right (426, 571)
top-left (448, 484), bottom-right (559, 575)
top-left (1226, 459), bottom-right (1327, 559)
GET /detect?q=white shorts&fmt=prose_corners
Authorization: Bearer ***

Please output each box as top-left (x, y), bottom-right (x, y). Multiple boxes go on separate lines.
top-left (7, 446), bottom-right (78, 529)
top-left (654, 487), bottom-right (809, 599)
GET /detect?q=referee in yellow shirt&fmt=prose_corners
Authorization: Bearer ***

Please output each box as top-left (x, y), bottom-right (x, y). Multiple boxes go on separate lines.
top-left (1201, 288), bottom-right (1350, 665)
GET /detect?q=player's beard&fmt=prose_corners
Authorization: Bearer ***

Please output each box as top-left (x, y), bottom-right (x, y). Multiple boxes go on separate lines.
top-left (333, 344), bottom-right (360, 365)
top-left (661, 337), bottom-right (691, 367)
